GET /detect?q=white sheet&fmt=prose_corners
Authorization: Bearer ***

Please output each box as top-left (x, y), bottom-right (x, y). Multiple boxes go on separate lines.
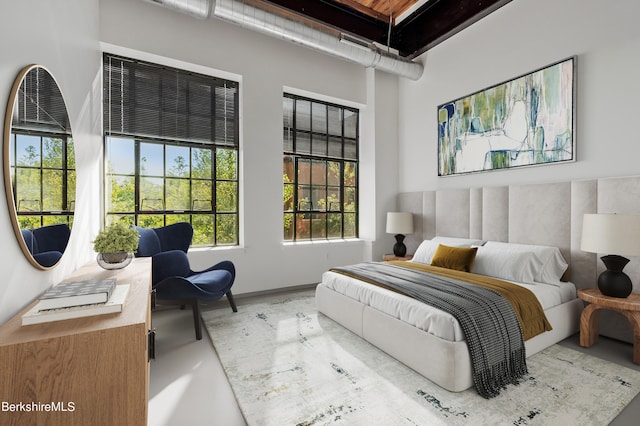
top-left (319, 268), bottom-right (577, 343)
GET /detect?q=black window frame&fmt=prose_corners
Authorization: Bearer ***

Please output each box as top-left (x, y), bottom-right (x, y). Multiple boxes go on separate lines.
top-left (103, 53), bottom-right (239, 246)
top-left (283, 93), bottom-right (359, 241)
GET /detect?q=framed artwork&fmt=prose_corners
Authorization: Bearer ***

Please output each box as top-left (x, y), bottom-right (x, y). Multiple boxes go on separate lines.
top-left (437, 57), bottom-right (575, 176)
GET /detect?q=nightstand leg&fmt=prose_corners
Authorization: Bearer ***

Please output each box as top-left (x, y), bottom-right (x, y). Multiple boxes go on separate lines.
top-left (580, 304), bottom-right (601, 348)
top-left (627, 311), bottom-right (640, 365)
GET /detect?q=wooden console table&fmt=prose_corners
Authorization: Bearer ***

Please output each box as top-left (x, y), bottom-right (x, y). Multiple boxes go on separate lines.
top-left (0, 258), bottom-right (152, 426)
top-left (578, 288), bottom-right (640, 364)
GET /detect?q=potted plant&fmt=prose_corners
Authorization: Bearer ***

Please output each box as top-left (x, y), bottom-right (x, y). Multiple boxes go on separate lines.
top-left (93, 223), bottom-right (139, 269)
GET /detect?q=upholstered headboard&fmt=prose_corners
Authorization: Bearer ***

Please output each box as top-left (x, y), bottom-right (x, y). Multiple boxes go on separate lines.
top-left (398, 175), bottom-right (640, 342)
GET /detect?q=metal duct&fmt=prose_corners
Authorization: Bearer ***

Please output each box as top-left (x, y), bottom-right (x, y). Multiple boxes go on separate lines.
top-left (144, 0), bottom-right (424, 80)
top-left (145, 0), bottom-right (211, 19)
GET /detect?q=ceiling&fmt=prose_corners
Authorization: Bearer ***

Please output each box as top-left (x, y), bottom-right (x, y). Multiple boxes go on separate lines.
top-left (255, 0), bottom-right (513, 58)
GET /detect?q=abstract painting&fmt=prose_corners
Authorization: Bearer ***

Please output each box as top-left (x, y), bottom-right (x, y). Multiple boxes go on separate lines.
top-left (438, 57), bottom-right (575, 176)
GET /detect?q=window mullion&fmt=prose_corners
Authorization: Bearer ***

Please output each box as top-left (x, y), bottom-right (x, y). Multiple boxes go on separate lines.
top-left (162, 144), bottom-right (167, 226)
top-left (134, 140), bottom-right (141, 224)
top-left (308, 155), bottom-right (313, 241)
top-left (292, 97), bottom-right (297, 154)
top-left (324, 107), bottom-right (329, 239)
top-left (212, 147), bottom-right (217, 245)
top-left (39, 136), bottom-right (44, 226)
top-left (61, 138), bottom-right (68, 216)
top-left (211, 84), bottom-right (217, 245)
top-left (188, 146), bottom-right (193, 219)
top-left (292, 156), bottom-right (299, 241)
top-left (340, 161), bottom-right (344, 239)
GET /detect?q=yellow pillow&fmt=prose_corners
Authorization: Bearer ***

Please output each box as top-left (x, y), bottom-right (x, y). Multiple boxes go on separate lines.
top-left (430, 244), bottom-right (478, 272)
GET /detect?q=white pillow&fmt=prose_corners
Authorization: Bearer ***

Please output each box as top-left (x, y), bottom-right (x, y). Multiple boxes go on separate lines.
top-left (472, 245), bottom-right (540, 284)
top-left (411, 237), bottom-right (486, 265)
top-left (483, 241), bottom-right (568, 284)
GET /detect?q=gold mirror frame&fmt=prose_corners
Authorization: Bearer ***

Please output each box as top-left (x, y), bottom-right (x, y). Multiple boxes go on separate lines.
top-left (3, 65), bottom-right (75, 270)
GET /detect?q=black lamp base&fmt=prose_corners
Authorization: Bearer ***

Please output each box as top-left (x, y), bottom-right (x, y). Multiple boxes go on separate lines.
top-left (393, 234), bottom-right (407, 257)
top-left (598, 255), bottom-right (633, 298)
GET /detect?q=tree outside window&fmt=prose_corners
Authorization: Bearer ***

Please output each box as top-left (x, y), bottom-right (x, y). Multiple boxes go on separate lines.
top-left (105, 137), bottom-right (238, 246)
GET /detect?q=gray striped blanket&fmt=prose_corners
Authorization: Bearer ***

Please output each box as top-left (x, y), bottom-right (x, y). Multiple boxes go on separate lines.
top-left (330, 262), bottom-right (527, 399)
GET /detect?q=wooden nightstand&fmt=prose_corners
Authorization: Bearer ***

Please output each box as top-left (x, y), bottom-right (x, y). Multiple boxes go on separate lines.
top-left (578, 288), bottom-right (640, 364)
top-left (383, 254), bottom-right (413, 261)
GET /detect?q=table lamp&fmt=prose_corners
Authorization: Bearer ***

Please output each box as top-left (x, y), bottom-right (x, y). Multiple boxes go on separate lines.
top-left (386, 212), bottom-right (414, 257)
top-left (581, 213), bottom-right (640, 298)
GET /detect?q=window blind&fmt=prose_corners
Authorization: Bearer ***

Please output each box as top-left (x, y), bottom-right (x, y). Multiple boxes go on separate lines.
top-left (103, 53), bottom-right (238, 147)
top-left (13, 67), bottom-right (71, 136)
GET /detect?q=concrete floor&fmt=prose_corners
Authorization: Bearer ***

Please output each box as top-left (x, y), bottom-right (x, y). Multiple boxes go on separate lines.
top-left (148, 290), bottom-right (640, 426)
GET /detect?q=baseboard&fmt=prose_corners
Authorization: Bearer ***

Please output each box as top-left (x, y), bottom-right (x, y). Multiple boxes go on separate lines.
top-left (199, 283), bottom-right (317, 309)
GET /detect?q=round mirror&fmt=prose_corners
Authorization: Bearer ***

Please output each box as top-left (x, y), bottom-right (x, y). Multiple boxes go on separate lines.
top-left (3, 65), bottom-right (75, 269)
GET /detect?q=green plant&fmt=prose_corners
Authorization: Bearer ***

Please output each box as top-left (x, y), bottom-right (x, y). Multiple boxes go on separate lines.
top-left (93, 223), bottom-right (139, 253)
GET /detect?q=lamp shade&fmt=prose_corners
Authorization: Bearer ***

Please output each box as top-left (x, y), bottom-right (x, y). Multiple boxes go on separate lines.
top-left (581, 213), bottom-right (640, 257)
top-left (386, 212), bottom-right (414, 235)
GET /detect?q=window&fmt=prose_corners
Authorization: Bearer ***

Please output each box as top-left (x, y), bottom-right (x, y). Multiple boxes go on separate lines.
top-left (103, 54), bottom-right (239, 246)
top-left (9, 134), bottom-right (75, 228)
top-left (283, 94), bottom-right (358, 241)
top-left (8, 67), bottom-right (75, 229)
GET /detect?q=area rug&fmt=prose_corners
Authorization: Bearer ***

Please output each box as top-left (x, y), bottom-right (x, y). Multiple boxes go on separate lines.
top-left (202, 291), bottom-right (640, 425)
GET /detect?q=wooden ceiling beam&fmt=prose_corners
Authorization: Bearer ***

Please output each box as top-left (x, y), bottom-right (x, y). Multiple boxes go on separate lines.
top-left (264, 0), bottom-right (390, 44)
top-left (332, 0), bottom-right (390, 22)
top-left (244, 0), bottom-right (343, 37)
top-left (359, 0), bottom-right (422, 21)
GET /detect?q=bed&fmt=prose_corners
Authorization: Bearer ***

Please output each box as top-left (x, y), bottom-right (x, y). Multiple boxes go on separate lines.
top-left (316, 237), bottom-right (584, 395)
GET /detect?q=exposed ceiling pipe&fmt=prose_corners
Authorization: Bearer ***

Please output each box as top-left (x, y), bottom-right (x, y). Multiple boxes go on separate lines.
top-left (143, 0), bottom-right (424, 80)
top-left (145, 0), bottom-right (212, 19)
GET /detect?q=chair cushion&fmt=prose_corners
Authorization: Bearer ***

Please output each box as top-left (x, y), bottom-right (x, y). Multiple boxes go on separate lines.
top-left (34, 251), bottom-right (63, 267)
top-left (155, 270), bottom-right (233, 301)
top-left (188, 270), bottom-right (233, 293)
top-left (136, 227), bottom-right (162, 257)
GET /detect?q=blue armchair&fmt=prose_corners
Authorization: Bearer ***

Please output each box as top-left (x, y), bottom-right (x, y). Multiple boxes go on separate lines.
top-left (21, 223), bottom-right (71, 267)
top-left (135, 222), bottom-right (237, 340)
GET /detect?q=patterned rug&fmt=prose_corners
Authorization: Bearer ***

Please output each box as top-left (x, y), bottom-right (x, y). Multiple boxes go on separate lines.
top-left (202, 291), bottom-right (640, 425)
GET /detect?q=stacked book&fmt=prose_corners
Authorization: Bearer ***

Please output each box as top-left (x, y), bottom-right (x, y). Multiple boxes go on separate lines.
top-left (22, 278), bottom-right (129, 325)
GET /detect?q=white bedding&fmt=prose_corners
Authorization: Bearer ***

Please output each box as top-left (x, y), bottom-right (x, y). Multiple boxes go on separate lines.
top-left (319, 268), bottom-right (576, 343)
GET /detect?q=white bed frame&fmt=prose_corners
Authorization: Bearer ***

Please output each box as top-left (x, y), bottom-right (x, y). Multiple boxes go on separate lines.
top-left (317, 283), bottom-right (583, 392)
top-left (316, 175), bottom-right (640, 392)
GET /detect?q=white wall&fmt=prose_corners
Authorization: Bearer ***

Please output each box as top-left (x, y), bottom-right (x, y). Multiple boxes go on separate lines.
top-left (0, 0), bottom-right (402, 323)
top-left (0, 0), bottom-right (101, 323)
top-left (98, 0), bottom-right (401, 296)
top-left (3, 0), bottom-right (633, 326)
top-left (398, 0), bottom-right (640, 192)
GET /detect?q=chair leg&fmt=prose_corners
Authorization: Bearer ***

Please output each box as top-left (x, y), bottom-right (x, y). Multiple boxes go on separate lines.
top-left (226, 291), bottom-right (238, 312)
top-left (191, 299), bottom-right (203, 340)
